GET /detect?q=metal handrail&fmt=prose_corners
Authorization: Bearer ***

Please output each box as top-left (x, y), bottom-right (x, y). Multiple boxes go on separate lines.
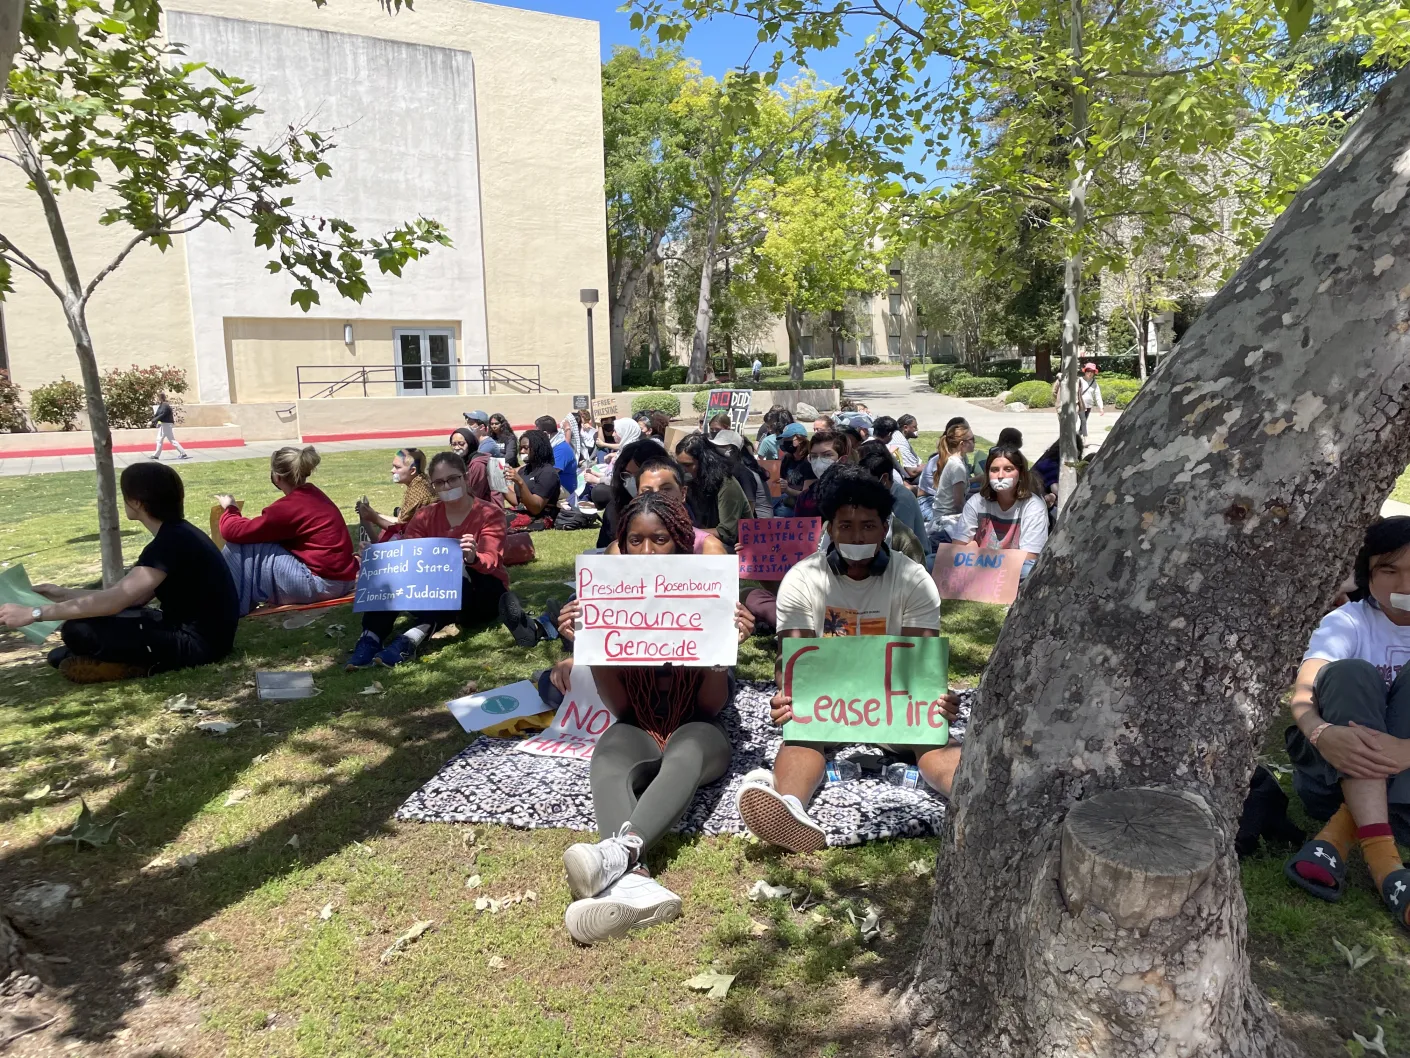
top-left (295, 364), bottom-right (552, 398)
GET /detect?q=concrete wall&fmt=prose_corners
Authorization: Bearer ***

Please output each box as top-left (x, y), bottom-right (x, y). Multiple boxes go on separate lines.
top-left (295, 392), bottom-right (588, 439)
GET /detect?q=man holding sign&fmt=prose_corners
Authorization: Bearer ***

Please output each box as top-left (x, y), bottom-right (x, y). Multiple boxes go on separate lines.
top-left (735, 463), bottom-right (962, 853)
top-left (346, 452), bottom-right (507, 670)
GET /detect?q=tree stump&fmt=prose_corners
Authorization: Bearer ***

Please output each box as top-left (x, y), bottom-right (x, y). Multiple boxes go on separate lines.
top-left (1060, 788), bottom-right (1217, 930)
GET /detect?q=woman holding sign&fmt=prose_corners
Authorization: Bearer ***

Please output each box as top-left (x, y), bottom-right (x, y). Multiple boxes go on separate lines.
top-left (547, 491), bottom-right (755, 945)
top-left (346, 452), bottom-right (508, 669)
top-left (949, 443), bottom-right (1049, 578)
top-left (735, 463), bottom-right (961, 853)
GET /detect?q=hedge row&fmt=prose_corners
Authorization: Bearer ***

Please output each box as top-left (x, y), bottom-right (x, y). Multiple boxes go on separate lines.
top-left (1007, 379), bottom-right (1053, 408)
top-left (629, 392), bottom-right (681, 417)
top-left (941, 375), bottom-right (1007, 398)
top-left (669, 379), bottom-right (843, 393)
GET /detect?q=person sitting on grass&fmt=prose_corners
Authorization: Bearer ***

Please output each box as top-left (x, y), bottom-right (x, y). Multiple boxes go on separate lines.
top-left (504, 428), bottom-right (561, 531)
top-left (217, 445), bottom-right (360, 616)
top-left (921, 420), bottom-right (974, 528)
top-left (775, 422), bottom-right (814, 514)
top-left (0, 462), bottom-right (239, 683)
top-left (792, 427), bottom-right (854, 520)
top-left (536, 491), bottom-right (754, 944)
top-left (947, 442), bottom-right (1049, 579)
top-left (733, 463), bottom-right (961, 852)
top-left (537, 415), bottom-right (580, 510)
top-left (355, 448), bottom-right (436, 543)
top-left (489, 413), bottom-right (519, 468)
top-left (1284, 517), bottom-right (1410, 932)
top-left (346, 451), bottom-right (507, 669)
top-left (858, 441), bottom-right (929, 559)
top-left (463, 410), bottom-right (502, 456)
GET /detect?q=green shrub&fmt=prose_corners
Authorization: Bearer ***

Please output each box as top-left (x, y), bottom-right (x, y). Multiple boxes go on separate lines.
top-left (629, 392), bottom-right (681, 418)
top-left (1102, 378), bottom-right (1142, 408)
top-left (803, 358), bottom-right (832, 372)
top-left (650, 365), bottom-right (688, 388)
top-left (1007, 380), bottom-right (1053, 408)
top-left (101, 364), bottom-right (188, 429)
top-left (942, 375), bottom-right (1006, 398)
top-left (669, 379), bottom-right (843, 393)
top-left (29, 377), bottom-right (86, 430)
top-left (692, 390), bottom-right (711, 413)
top-left (927, 365), bottom-right (966, 390)
top-left (0, 371), bottom-right (28, 433)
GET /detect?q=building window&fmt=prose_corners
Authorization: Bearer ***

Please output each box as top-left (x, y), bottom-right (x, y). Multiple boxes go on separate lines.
top-left (916, 334), bottom-right (928, 361)
top-left (800, 335), bottom-right (814, 358)
top-left (393, 328), bottom-right (458, 396)
top-left (887, 335), bottom-right (902, 361)
top-left (888, 292), bottom-right (902, 316)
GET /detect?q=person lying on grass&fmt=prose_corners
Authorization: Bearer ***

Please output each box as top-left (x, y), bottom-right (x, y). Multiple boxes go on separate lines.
top-left (0, 462), bottom-right (239, 683)
top-left (217, 445), bottom-right (359, 616)
top-left (536, 491), bottom-right (754, 945)
top-left (733, 463), bottom-right (962, 854)
top-left (1284, 516), bottom-right (1410, 933)
top-left (346, 451), bottom-right (507, 670)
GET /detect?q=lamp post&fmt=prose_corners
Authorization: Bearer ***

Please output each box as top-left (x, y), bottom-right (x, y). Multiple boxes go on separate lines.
top-left (580, 288), bottom-right (599, 403)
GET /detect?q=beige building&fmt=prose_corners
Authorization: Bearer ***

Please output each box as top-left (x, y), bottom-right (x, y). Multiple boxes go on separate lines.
top-left (0, 0), bottom-right (610, 439)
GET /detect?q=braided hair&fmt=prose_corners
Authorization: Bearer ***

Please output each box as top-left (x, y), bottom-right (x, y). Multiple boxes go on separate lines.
top-left (615, 490), bottom-right (696, 556)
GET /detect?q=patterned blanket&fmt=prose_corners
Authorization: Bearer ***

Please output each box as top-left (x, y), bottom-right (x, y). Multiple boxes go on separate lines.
top-left (396, 681), bottom-right (971, 847)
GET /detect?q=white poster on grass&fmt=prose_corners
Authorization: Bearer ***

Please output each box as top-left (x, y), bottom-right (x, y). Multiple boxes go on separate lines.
top-left (573, 554), bottom-right (739, 667)
top-left (517, 666), bottom-right (615, 761)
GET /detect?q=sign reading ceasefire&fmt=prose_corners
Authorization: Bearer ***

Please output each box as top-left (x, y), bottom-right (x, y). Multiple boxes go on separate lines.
top-left (780, 635), bottom-right (950, 745)
top-left (574, 554), bottom-right (739, 667)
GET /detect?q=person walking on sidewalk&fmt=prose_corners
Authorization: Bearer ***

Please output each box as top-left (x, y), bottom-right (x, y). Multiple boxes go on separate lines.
top-left (149, 391), bottom-right (189, 460)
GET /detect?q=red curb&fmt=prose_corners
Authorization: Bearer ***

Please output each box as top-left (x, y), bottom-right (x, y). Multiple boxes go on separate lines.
top-left (0, 438), bottom-right (245, 459)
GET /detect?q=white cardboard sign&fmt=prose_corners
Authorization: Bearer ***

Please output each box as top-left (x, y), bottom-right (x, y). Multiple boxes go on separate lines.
top-left (517, 667), bottom-right (616, 760)
top-left (573, 554), bottom-right (739, 667)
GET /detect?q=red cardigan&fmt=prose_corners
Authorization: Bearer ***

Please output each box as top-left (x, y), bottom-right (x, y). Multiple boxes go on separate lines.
top-left (403, 497), bottom-right (508, 589)
top-left (219, 484), bottom-right (359, 581)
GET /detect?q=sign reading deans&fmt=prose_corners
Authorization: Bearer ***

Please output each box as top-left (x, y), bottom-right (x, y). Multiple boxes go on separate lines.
top-left (930, 543), bottom-right (1023, 605)
top-left (780, 636), bottom-right (951, 745)
top-left (705, 389), bottom-right (752, 434)
top-left (573, 554), bottom-right (739, 667)
top-left (353, 539), bottom-right (464, 612)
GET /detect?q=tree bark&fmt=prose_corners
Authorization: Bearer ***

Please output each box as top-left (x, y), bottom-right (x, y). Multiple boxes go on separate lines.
top-left (785, 303), bottom-right (804, 381)
top-left (0, 0), bottom-right (21, 92)
top-left (687, 190), bottom-right (722, 384)
top-left (1034, 341), bottom-right (1052, 382)
top-left (647, 271), bottom-right (662, 373)
top-left (1055, 0), bottom-right (1088, 518)
top-left (607, 230), bottom-right (665, 388)
top-left (899, 61), bottom-right (1410, 1058)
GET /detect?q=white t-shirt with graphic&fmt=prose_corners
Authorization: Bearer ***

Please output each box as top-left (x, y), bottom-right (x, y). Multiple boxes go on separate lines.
top-left (1304, 599), bottom-right (1410, 686)
top-left (954, 493), bottom-right (1049, 553)
top-left (776, 549), bottom-right (940, 637)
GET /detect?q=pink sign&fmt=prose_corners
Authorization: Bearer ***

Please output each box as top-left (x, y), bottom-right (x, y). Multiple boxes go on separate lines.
top-left (931, 544), bottom-right (1023, 605)
top-left (738, 518), bottom-right (822, 580)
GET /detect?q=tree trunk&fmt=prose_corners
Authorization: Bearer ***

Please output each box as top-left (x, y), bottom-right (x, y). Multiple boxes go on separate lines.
top-left (1035, 341), bottom-right (1052, 382)
top-left (609, 299), bottom-right (630, 388)
top-left (1055, 0), bottom-right (1087, 518)
top-left (830, 308), bottom-right (844, 386)
top-left (687, 195), bottom-right (722, 385)
top-left (0, 0), bottom-right (21, 91)
top-left (607, 232), bottom-right (665, 389)
top-left (1138, 285), bottom-right (1151, 381)
top-left (647, 277), bottom-right (662, 374)
top-left (785, 303), bottom-right (804, 382)
top-left (899, 59), bottom-right (1410, 1058)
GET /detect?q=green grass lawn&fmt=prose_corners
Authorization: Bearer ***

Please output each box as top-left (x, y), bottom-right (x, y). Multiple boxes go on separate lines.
top-left (0, 452), bottom-right (1405, 1058)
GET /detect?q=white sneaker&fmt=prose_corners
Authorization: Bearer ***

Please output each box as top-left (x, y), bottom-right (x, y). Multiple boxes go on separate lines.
top-left (564, 872), bottom-right (681, 944)
top-left (736, 778), bottom-right (827, 853)
top-left (563, 823), bottom-right (644, 900)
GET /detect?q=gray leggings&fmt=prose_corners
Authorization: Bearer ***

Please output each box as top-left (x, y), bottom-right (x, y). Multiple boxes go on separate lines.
top-left (590, 722), bottom-right (732, 852)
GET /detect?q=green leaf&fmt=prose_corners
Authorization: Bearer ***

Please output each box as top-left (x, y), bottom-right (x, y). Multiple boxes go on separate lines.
top-left (1273, 0), bottom-right (1315, 43)
top-left (683, 970), bottom-right (736, 999)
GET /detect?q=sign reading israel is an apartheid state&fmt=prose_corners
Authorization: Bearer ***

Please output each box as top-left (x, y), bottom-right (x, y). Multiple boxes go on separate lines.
top-left (780, 635), bottom-right (950, 745)
top-left (737, 518), bottom-right (821, 580)
top-left (573, 554), bottom-right (739, 667)
top-left (353, 539), bottom-right (464, 612)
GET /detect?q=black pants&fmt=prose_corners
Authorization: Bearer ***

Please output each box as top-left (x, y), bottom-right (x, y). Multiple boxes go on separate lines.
top-left (1078, 404), bottom-right (1091, 437)
top-left (61, 608), bottom-right (226, 673)
top-left (1286, 658), bottom-right (1410, 843)
top-left (360, 570), bottom-right (506, 641)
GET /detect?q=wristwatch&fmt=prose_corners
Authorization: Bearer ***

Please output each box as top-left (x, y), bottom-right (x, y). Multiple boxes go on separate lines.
top-left (30, 607), bottom-right (43, 621)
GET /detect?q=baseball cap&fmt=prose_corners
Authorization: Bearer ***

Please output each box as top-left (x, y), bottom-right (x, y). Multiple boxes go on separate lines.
top-left (849, 413), bottom-right (875, 430)
top-left (709, 429), bottom-right (746, 450)
top-left (781, 423), bottom-right (807, 439)
top-left (463, 409), bottom-right (490, 424)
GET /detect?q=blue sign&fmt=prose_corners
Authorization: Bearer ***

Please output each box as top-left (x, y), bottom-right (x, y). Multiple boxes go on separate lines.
top-left (353, 539), bottom-right (464, 613)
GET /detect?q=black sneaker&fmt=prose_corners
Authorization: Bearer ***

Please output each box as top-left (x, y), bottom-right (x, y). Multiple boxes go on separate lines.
top-left (499, 591), bottom-right (539, 648)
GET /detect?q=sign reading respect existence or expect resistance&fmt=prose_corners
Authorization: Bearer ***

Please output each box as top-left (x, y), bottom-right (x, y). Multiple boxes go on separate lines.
top-left (780, 636), bottom-right (950, 745)
top-left (737, 518), bottom-right (822, 580)
top-left (706, 389), bottom-right (752, 434)
top-left (574, 554), bottom-right (739, 666)
top-left (353, 539), bottom-right (464, 612)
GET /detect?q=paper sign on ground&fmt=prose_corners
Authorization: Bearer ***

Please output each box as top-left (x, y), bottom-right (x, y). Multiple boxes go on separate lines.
top-left (780, 636), bottom-right (950, 746)
top-left (758, 459), bottom-right (782, 487)
top-left (706, 389), bottom-right (752, 434)
top-left (0, 565), bottom-right (62, 645)
top-left (573, 553), bottom-right (739, 667)
top-left (518, 667), bottom-right (616, 760)
top-left (931, 544), bottom-right (1022, 605)
top-left (737, 518), bottom-right (821, 580)
top-left (353, 539), bottom-right (464, 613)
top-left (446, 679), bottom-right (548, 733)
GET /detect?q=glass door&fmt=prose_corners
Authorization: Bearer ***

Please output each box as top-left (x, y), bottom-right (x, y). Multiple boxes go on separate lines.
top-left (394, 330), bottom-right (458, 396)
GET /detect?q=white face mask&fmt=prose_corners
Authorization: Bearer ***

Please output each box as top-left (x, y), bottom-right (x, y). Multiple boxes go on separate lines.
top-left (439, 487), bottom-right (465, 502)
top-left (1390, 593), bottom-right (1410, 612)
top-left (810, 456), bottom-right (837, 478)
top-left (391, 471), bottom-right (403, 484)
top-left (837, 541), bottom-right (878, 562)
top-left (990, 477), bottom-right (1016, 492)
top-left (624, 477), bottom-right (638, 497)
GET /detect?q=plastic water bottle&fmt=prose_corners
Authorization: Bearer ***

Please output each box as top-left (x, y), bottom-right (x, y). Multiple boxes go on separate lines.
top-left (884, 763), bottom-right (922, 790)
top-left (825, 759), bottom-right (862, 784)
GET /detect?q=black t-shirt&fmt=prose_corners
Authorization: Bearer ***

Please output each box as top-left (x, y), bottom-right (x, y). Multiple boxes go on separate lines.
top-left (781, 453), bottom-right (816, 490)
top-left (520, 464), bottom-right (562, 519)
top-left (136, 520), bottom-right (239, 651)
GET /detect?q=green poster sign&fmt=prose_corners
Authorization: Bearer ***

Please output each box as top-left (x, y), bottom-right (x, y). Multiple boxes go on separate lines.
top-left (780, 636), bottom-right (950, 746)
top-left (0, 565), bottom-right (62, 645)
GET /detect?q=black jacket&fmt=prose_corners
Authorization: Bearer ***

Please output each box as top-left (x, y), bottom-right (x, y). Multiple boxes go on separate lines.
top-left (150, 402), bottom-right (174, 426)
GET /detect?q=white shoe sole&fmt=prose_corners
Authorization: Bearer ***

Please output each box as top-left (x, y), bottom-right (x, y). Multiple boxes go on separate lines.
top-left (737, 785), bottom-right (827, 853)
top-left (563, 844), bottom-right (609, 900)
top-left (565, 889), bottom-right (681, 944)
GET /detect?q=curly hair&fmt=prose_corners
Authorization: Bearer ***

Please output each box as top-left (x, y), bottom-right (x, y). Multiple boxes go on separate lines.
top-left (816, 461), bottom-right (895, 523)
top-left (616, 491), bottom-right (696, 555)
top-left (517, 428), bottom-right (554, 472)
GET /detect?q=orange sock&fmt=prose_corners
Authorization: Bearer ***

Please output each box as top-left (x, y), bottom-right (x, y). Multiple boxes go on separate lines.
top-left (1360, 824), bottom-right (1403, 892)
top-left (1294, 805), bottom-right (1357, 888)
